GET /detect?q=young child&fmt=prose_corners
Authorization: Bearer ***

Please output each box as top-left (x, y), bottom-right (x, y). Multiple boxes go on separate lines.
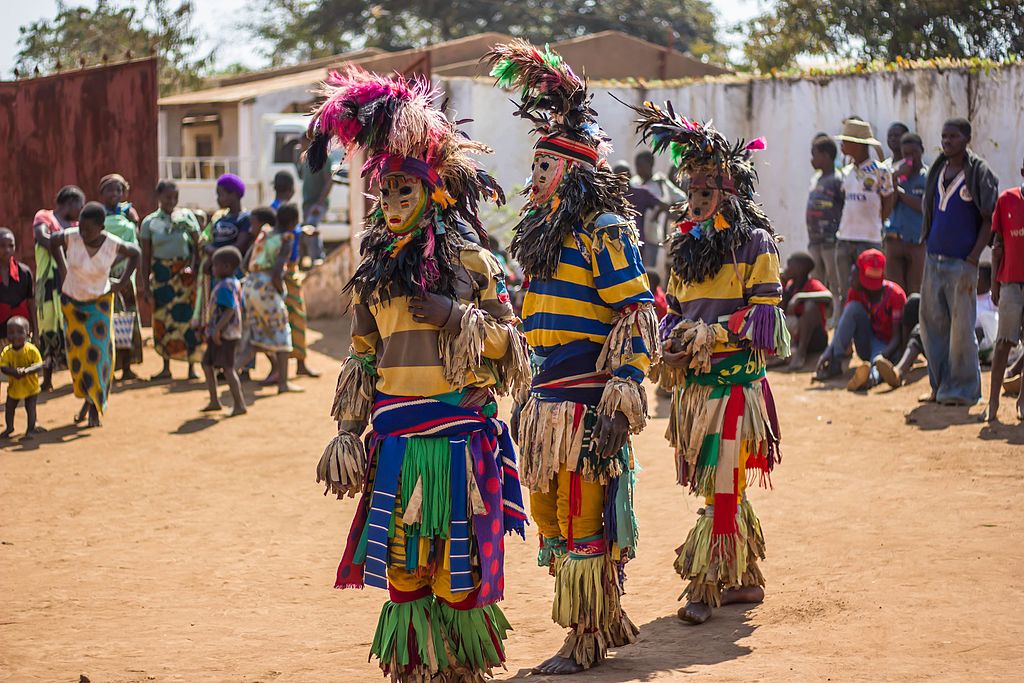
top-left (780, 251), bottom-right (832, 371)
top-left (976, 262), bottom-right (998, 364)
top-left (1, 316), bottom-right (44, 438)
top-left (270, 171), bottom-right (295, 209)
top-left (201, 246), bottom-right (246, 416)
top-left (806, 134), bottom-right (844, 318)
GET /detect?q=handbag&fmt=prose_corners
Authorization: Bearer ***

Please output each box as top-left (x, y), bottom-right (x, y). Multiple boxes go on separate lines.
top-left (112, 294), bottom-right (137, 350)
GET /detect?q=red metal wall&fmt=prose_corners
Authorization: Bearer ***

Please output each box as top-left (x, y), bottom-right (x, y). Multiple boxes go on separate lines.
top-left (0, 58), bottom-right (159, 270)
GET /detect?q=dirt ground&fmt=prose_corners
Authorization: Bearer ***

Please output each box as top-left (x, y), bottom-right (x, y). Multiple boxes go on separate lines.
top-left (2, 318), bottom-right (1023, 682)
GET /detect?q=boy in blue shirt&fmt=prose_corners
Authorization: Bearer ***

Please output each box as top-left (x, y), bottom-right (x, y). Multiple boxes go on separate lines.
top-left (884, 132), bottom-right (928, 294)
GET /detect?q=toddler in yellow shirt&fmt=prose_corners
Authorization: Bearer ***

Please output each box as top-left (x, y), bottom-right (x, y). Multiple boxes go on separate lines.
top-left (1, 317), bottom-right (44, 438)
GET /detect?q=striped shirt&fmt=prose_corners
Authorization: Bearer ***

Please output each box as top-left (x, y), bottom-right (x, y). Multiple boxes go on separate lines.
top-left (522, 214), bottom-right (654, 383)
top-left (350, 246), bottom-right (517, 397)
top-left (667, 228), bottom-right (783, 353)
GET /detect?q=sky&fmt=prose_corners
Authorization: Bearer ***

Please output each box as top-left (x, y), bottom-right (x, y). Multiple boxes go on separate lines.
top-left (1, 0), bottom-right (766, 78)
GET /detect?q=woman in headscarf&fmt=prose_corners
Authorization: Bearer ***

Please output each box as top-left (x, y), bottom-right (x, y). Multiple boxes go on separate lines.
top-left (33, 185), bottom-right (85, 390)
top-left (48, 202), bottom-right (140, 428)
top-left (139, 180), bottom-right (202, 380)
top-left (99, 173), bottom-right (143, 380)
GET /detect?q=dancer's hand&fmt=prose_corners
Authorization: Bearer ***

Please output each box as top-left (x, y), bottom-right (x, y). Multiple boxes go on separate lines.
top-left (662, 340), bottom-right (691, 369)
top-left (592, 411), bottom-right (629, 460)
top-left (409, 294), bottom-right (455, 327)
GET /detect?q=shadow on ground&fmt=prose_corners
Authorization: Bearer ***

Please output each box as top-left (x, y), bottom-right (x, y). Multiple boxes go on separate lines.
top-left (511, 611), bottom-right (755, 681)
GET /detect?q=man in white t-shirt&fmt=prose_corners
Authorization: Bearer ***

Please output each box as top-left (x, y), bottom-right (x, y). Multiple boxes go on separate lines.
top-left (834, 119), bottom-right (896, 311)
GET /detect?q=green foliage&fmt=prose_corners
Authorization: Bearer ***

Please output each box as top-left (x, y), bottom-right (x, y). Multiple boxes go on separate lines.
top-left (245, 0), bottom-right (723, 67)
top-left (14, 0), bottom-right (214, 95)
top-left (743, 0), bottom-right (1024, 73)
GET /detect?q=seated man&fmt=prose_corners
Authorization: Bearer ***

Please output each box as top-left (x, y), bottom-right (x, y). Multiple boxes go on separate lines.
top-left (779, 251), bottom-right (832, 371)
top-left (815, 249), bottom-right (907, 390)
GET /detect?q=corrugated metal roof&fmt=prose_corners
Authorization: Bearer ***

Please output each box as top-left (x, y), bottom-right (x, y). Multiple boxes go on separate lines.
top-left (158, 65), bottom-right (331, 105)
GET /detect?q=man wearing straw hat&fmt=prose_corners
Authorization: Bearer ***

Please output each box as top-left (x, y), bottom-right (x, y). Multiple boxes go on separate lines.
top-left (834, 119), bottom-right (896, 312)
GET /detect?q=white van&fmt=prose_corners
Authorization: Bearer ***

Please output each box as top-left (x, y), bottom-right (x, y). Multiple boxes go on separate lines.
top-left (162, 113), bottom-right (351, 243)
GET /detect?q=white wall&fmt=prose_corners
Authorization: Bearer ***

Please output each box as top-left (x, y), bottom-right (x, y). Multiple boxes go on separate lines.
top-left (444, 65), bottom-right (1024, 258)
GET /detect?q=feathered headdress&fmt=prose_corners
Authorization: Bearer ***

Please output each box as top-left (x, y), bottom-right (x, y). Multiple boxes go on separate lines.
top-left (623, 98), bottom-right (775, 284)
top-left (484, 41), bottom-right (633, 279)
top-left (485, 40), bottom-right (611, 164)
top-left (306, 67), bottom-right (505, 301)
top-left (626, 98), bottom-right (765, 198)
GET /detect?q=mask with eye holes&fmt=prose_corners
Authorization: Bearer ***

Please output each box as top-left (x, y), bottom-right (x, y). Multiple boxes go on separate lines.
top-left (530, 152), bottom-right (567, 205)
top-left (380, 172), bottom-right (428, 234)
top-left (685, 183), bottom-right (722, 221)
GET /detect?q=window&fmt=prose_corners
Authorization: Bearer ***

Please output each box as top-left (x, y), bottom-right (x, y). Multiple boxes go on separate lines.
top-left (273, 131), bottom-right (303, 164)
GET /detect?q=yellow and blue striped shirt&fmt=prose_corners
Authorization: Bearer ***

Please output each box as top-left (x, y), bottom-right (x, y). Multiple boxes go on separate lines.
top-left (522, 214), bottom-right (654, 383)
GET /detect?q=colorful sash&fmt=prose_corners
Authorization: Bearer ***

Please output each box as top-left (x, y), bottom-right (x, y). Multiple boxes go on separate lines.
top-left (531, 339), bottom-right (609, 406)
top-left (336, 392), bottom-right (526, 607)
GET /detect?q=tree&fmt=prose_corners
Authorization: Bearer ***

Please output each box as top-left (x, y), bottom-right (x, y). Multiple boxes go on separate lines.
top-left (15, 0), bottom-right (214, 95)
top-left (245, 0), bottom-right (724, 68)
top-left (743, 0), bottom-right (1024, 73)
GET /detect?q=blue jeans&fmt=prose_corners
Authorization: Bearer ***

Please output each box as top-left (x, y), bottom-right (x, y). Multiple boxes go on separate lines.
top-left (825, 301), bottom-right (888, 366)
top-left (919, 254), bottom-right (981, 403)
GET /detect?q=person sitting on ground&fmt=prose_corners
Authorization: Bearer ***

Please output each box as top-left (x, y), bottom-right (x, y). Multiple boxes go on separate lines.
top-left (0, 316), bottom-right (44, 439)
top-left (780, 251), bottom-right (832, 371)
top-left (986, 155), bottom-right (1024, 421)
top-left (201, 246), bottom-right (246, 416)
top-left (816, 248), bottom-right (906, 390)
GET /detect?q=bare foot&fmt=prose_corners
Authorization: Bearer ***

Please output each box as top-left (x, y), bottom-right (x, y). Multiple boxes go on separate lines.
top-left (187, 369), bottom-right (200, 380)
top-left (260, 373), bottom-right (278, 387)
top-left (150, 370), bottom-right (173, 381)
top-left (296, 364), bottom-right (320, 378)
top-left (677, 600), bottom-right (712, 625)
top-left (120, 369), bottom-right (139, 382)
top-left (983, 402), bottom-right (1000, 423)
top-left (41, 381), bottom-right (53, 392)
top-left (917, 391), bottom-right (936, 403)
top-left (279, 383), bottom-right (305, 394)
top-left (783, 356), bottom-right (806, 372)
top-left (721, 585), bottom-right (765, 605)
top-left (31, 426), bottom-right (47, 434)
top-left (20, 432), bottom-right (34, 441)
top-left (229, 404), bottom-right (248, 417)
top-left (87, 414), bottom-right (102, 428)
top-left (1017, 399), bottom-right (1024, 421)
top-left (0, 429), bottom-right (13, 439)
top-left (534, 654), bottom-right (586, 675)
top-left (73, 406), bottom-right (89, 424)
top-left (201, 401), bottom-right (223, 412)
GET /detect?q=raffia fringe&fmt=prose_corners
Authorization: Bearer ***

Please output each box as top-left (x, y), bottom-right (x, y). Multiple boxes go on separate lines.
top-left (436, 602), bottom-right (511, 682)
top-left (516, 397), bottom-right (586, 492)
top-left (597, 302), bottom-right (662, 374)
top-left (315, 431), bottom-right (366, 499)
top-left (331, 355), bottom-right (375, 424)
top-left (552, 554), bottom-right (638, 670)
top-left (665, 383), bottom-right (714, 484)
top-left (439, 304), bottom-right (487, 390)
top-left (501, 323), bottom-right (532, 402)
top-left (675, 500), bottom-right (767, 607)
top-left (370, 595), bottom-right (449, 680)
top-left (596, 377), bottom-right (648, 434)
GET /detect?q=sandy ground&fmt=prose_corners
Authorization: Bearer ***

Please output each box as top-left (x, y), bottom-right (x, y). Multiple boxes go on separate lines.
top-left (2, 318), bottom-right (1023, 682)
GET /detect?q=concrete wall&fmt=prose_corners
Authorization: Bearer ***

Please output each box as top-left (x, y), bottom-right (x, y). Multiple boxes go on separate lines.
top-left (443, 64), bottom-right (1024, 259)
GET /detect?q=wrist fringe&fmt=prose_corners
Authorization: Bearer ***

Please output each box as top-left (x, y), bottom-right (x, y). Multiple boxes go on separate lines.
top-left (439, 304), bottom-right (487, 390)
top-left (597, 302), bottom-right (661, 374)
top-left (331, 352), bottom-right (376, 424)
top-left (316, 431), bottom-right (366, 499)
top-left (727, 304), bottom-right (791, 357)
top-left (500, 323), bottom-right (532, 401)
top-left (596, 377), bottom-right (648, 434)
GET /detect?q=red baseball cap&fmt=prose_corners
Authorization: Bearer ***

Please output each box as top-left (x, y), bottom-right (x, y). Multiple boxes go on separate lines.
top-left (857, 249), bottom-right (885, 290)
